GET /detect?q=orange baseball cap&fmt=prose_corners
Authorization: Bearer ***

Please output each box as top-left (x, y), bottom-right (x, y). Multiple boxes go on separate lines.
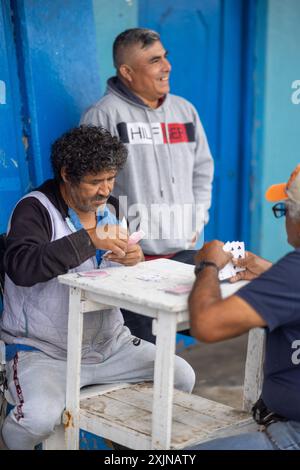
top-left (265, 164), bottom-right (300, 202)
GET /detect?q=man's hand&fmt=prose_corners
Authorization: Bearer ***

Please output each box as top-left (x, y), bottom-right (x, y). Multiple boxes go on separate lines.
top-left (194, 240), bottom-right (232, 270)
top-left (230, 251), bottom-right (272, 282)
top-left (105, 244), bottom-right (144, 266)
top-left (88, 224), bottom-right (128, 258)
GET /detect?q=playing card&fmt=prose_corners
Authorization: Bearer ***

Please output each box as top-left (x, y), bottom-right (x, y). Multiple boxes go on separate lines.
top-left (218, 262), bottom-right (236, 281)
top-left (230, 241), bottom-right (245, 273)
top-left (128, 229), bottom-right (145, 246)
top-left (222, 241), bottom-right (231, 252)
top-left (78, 270), bottom-right (109, 278)
top-left (136, 273), bottom-right (164, 282)
top-left (218, 241), bottom-right (245, 281)
top-left (103, 229), bottom-right (145, 258)
top-left (164, 284), bottom-right (192, 295)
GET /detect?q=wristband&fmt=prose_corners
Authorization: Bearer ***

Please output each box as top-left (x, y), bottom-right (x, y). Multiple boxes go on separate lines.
top-left (194, 261), bottom-right (219, 276)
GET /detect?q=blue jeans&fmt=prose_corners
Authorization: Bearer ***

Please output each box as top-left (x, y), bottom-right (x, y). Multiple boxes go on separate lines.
top-left (189, 420), bottom-right (300, 450)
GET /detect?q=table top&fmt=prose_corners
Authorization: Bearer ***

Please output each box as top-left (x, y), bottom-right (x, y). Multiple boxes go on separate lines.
top-left (58, 258), bottom-right (248, 314)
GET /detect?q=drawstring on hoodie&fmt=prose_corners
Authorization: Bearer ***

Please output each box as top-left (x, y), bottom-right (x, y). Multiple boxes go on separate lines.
top-left (145, 107), bottom-right (176, 200)
top-left (164, 110), bottom-right (176, 185)
top-left (145, 108), bottom-right (165, 198)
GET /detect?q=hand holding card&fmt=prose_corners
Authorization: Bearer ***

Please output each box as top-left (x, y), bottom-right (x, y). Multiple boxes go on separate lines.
top-left (218, 241), bottom-right (246, 281)
top-left (103, 229), bottom-right (145, 258)
top-left (128, 230), bottom-right (145, 246)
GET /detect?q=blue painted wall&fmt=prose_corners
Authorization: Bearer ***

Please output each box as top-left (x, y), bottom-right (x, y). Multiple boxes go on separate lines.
top-left (1, 0), bottom-right (104, 231)
top-left (252, 0), bottom-right (300, 261)
top-left (92, 0), bottom-right (138, 93)
top-left (11, 0), bottom-right (102, 186)
top-left (0, 0), bottom-right (30, 233)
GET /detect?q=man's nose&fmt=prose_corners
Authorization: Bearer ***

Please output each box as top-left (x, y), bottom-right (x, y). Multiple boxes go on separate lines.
top-left (98, 182), bottom-right (111, 197)
top-left (163, 58), bottom-right (171, 72)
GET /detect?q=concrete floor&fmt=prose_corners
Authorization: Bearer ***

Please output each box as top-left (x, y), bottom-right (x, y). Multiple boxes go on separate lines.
top-left (178, 333), bottom-right (249, 408)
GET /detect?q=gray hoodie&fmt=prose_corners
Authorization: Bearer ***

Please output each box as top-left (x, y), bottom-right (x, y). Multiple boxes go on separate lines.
top-left (81, 77), bottom-right (214, 255)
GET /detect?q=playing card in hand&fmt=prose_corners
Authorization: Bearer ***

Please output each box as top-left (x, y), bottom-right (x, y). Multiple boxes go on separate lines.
top-left (218, 241), bottom-right (246, 281)
top-left (230, 241), bottom-right (245, 274)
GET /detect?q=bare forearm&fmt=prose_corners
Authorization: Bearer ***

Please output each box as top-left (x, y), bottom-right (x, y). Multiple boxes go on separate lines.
top-left (188, 267), bottom-right (266, 342)
top-left (188, 240), bottom-right (267, 343)
top-left (259, 256), bottom-right (272, 271)
top-left (188, 267), bottom-right (220, 332)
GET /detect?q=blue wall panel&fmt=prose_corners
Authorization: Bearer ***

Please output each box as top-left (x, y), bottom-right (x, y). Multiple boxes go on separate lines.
top-left (92, 0), bottom-right (138, 92)
top-left (253, 0), bottom-right (300, 261)
top-left (0, 0), bottom-right (30, 233)
top-left (139, 0), bottom-right (253, 243)
top-left (139, 0), bottom-right (221, 243)
top-left (12, 0), bottom-right (102, 186)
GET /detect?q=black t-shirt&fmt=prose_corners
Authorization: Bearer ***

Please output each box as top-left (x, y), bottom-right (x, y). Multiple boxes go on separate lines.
top-left (237, 249), bottom-right (300, 421)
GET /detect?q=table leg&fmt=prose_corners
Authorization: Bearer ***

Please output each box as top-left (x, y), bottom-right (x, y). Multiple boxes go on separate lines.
top-left (151, 312), bottom-right (177, 449)
top-left (64, 286), bottom-right (83, 450)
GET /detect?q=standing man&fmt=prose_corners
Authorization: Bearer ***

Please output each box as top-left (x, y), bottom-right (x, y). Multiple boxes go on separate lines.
top-left (187, 165), bottom-right (300, 450)
top-left (81, 28), bottom-right (214, 341)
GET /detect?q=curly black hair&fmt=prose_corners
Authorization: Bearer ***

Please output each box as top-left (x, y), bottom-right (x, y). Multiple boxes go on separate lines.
top-left (51, 125), bottom-right (128, 184)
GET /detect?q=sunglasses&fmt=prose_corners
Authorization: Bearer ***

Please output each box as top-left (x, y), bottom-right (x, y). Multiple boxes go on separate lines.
top-left (272, 202), bottom-right (287, 218)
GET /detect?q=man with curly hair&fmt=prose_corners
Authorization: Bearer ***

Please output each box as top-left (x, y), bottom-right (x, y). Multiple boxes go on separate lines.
top-left (0, 125), bottom-right (195, 449)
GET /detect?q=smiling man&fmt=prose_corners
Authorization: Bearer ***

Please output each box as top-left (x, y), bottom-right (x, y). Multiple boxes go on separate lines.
top-left (81, 28), bottom-right (214, 342)
top-left (0, 125), bottom-right (195, 449)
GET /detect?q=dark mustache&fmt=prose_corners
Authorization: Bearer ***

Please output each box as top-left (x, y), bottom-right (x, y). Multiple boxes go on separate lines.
top-left (92, 195), bottom-right (109, 202)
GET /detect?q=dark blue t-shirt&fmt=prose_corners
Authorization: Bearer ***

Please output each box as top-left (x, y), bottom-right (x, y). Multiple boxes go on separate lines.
top-left (237, 249), bottom-right (300, 421)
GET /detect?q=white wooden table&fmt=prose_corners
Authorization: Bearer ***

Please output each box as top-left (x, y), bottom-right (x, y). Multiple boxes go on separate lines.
top-left (58, 258), bottom-right (258, 450)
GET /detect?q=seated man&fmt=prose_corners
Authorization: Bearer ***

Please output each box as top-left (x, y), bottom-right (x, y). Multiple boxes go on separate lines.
top-left (188, 164), bottom-right (300, 450)
top-left (0, 125), bottom-right (195, 450)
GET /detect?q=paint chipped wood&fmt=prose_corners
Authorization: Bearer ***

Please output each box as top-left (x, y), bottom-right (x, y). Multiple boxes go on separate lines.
top-left (79, 383), bottom-right (255, 449)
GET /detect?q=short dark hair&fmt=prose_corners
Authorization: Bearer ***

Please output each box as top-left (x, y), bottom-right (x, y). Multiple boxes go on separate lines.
top-left (51, 125), bottom-right (127, 184)
top-left (113, 28), bottom-right (160, 68)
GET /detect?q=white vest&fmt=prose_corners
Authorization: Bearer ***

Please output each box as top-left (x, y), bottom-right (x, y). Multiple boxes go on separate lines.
top-left (0, 191), bottom-right (129, 363)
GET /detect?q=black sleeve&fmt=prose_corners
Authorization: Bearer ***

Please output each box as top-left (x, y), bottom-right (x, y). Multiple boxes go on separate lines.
top-left (4, 197), bottom-right (96, 287)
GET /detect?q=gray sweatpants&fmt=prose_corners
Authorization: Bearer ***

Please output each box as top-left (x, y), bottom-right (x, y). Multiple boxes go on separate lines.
top-left (2, 336), bottom-right (195, 449)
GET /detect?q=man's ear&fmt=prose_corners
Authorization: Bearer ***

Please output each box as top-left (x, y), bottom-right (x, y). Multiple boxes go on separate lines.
top-left (60, 167), bottom-right (68, 183)
top-left (119, 64), bottom-right (133, 83)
